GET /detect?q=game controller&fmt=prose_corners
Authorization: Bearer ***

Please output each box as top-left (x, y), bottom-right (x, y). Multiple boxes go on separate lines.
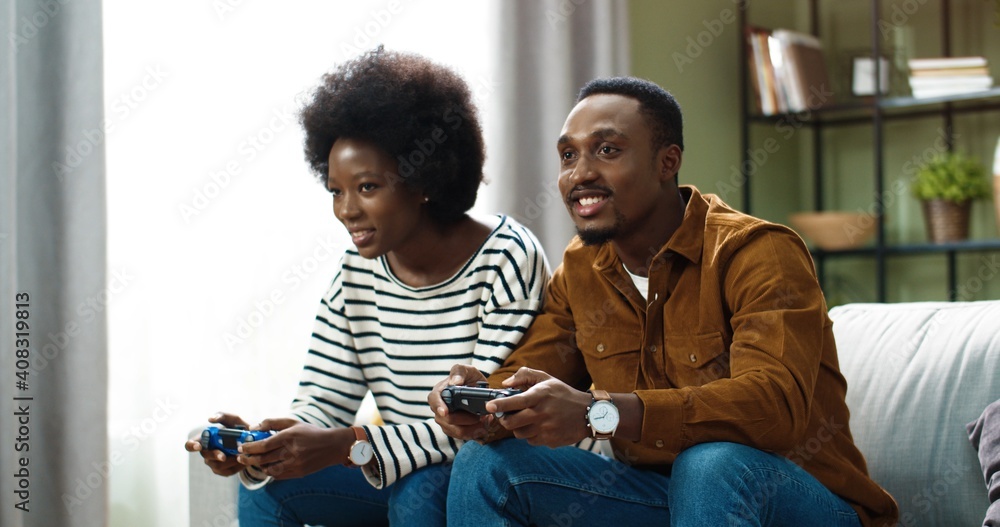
top-left (200, 426), bottom-right (273, 456)
top-left (441, 381), bottom-right (522, 418)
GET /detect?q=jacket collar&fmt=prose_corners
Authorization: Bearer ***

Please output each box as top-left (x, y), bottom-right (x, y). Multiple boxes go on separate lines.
top-left (593, 185), bottom-right (707, 271)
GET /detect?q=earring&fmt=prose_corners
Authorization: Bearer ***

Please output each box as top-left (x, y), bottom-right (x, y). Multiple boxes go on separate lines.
top-left (423, 196), bottom-right (430, 203)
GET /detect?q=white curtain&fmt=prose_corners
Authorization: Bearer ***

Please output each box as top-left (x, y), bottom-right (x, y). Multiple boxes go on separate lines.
top-left (0, 1), bottom-right (108, 526)
top-left (485, 0), bottom-right (630, 266)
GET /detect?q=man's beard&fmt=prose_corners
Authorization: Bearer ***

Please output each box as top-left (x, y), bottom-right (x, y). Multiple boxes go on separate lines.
top-left (576, 209), bottom-right (626, 246)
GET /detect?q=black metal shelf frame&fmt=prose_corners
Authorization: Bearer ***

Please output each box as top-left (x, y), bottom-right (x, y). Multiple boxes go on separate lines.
top-left (737, 0), bottom-right (1000, 302)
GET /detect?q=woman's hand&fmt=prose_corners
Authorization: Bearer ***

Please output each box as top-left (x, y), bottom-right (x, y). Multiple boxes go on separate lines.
top-left (236, 418), bottom-right (354, 480)
top-left (184, 412), bottom-right (250, 477)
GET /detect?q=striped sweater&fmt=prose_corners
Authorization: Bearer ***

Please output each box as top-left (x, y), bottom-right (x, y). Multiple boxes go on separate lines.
top-left (245, 215), bottom-right (549, 489)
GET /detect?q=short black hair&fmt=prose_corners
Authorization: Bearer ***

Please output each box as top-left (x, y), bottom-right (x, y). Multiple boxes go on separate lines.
top-left (577, 77), bottom-right (684, 152)
top-left (299, 47), bottom-right (485, 223)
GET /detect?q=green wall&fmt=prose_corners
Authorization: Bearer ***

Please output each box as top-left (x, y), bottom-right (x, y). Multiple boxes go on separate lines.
top-left (630, 0), bottom-right (1000, 304)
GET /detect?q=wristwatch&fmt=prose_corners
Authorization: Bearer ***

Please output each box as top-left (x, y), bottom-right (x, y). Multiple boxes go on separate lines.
top-left (586, 390), bottom-right (620, 440)
top-left (348, 426), bottom-right (373, 466)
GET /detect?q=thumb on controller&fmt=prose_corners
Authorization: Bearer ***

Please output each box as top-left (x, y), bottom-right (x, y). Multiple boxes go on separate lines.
top-left (502, 367), bottom-right (551, 389)
top-left (254, 417), bottom-right (297, 432)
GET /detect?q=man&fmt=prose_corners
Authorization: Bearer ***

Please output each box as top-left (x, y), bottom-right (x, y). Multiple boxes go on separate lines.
top-left (429, 77), bottom-right (898, 526)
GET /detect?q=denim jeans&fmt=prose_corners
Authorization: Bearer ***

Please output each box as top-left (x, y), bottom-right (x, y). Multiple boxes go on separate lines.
top-left (238, 462), bottom-right (452, 526)
top-left (447, 439), bottom-right (861, 527)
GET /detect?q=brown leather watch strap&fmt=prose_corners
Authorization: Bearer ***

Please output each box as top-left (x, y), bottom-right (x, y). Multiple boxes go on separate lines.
top-left (352, 425), bottom-right (367, 442)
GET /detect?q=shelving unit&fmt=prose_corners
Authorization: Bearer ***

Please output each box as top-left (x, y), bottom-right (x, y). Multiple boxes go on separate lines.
top-left (738, 0), bottom-right (1000, 302)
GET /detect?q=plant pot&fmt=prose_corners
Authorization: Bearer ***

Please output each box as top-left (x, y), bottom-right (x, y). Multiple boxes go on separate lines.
top-left (921, 199), bottom-right (971, 243)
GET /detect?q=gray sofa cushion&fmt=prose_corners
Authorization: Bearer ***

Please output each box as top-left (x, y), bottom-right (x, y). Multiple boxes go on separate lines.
top-left (830, 301), bottom-right (1000, 526)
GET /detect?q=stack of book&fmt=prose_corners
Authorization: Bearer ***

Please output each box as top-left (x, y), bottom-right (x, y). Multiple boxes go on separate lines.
top-left (908, 57), bottom-right (994, 99)
top-left (746, 27), bottom-right (835, 115)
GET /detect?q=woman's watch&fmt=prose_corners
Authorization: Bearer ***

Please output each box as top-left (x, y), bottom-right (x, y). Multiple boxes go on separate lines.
top-left (347, 426), bottom-right (373, 466)
top-left (586, 390), bottom-right (620, 440)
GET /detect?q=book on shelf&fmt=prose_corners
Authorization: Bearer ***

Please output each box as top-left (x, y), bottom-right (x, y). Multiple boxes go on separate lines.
top-left (908, 56), bottom-right (988, 70)
top-left (746, 26), bottom-right (779, 114)
top-left (907, 55), bottom-right (993, 99)
top-left (746, 27), bottom-right (834, 115)
top-left (910, 66), bottom-right (990, 77)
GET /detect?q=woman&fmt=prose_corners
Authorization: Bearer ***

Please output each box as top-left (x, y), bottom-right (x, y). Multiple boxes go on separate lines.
top-left (185, 47), bottom-right (548, 526)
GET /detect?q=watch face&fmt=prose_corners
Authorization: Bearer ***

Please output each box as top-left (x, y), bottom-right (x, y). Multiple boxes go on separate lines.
top-left (588, 400), bottom-right (620, 434)
top-left (350, 441), bottom-right (373, 465)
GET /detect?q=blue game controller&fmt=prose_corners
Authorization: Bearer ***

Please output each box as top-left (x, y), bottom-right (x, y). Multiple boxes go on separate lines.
top-left (200, 426), bottom-right (273, 456)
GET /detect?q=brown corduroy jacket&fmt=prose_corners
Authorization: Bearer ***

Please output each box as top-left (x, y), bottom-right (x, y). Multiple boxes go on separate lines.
top-left (488, 186), bottom-right (898, 526)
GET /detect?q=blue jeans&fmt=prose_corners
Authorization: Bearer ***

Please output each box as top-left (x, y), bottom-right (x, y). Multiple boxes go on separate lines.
top-left (239, 462), bottom-right (451, 526)
top-left (447, 439), bottom-right (861, 527)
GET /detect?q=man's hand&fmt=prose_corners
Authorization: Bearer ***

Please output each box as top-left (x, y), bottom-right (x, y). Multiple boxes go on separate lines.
top-left (486, 367), bottom-right (593, 448)
top-left (429, 364), bottom-right (497, 441)
top-left (236, 418), bottom-right (353, 480)
top-left (184, 412), bottom-right (250, 477)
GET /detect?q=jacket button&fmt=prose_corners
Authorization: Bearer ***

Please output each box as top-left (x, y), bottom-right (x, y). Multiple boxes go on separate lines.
top-left (689, 353), bottom-right (697, 363)
top-left (655, 440), bottom-right (664, 448)
top-left (649, 345), bottom-right (657, 353)
top-left (597, 343), bottom-right (606, 353)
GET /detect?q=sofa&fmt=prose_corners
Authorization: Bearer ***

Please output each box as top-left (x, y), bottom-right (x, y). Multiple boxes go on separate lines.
top-left (831, 301), bottom-right (1000, 526)
top-left (189, 300), bottom-right (1000, 526)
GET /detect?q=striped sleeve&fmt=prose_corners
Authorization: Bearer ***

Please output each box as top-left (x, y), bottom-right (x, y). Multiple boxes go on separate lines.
top-left (472, 220), bottom-right (550, 371)
top-left (290, 258), bottom-right (369, 427)
top-left (239, 256), bottom-right (368, 490)
top-left (359, 220), bottom-right (551, 489)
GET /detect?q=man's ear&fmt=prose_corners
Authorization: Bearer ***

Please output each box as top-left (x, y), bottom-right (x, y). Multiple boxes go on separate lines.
top-left (657, 144), bottom-right (682, 183)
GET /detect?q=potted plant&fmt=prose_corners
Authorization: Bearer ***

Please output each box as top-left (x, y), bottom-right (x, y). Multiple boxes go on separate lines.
top-left (912, 151), bottom-right (991, 243)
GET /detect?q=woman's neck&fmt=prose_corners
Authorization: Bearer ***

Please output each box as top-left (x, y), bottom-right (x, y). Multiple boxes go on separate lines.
top-left (386, 215), bottom-right (494, 287)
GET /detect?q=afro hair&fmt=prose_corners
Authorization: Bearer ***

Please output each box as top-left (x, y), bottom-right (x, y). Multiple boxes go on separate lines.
top-left (299, 47), bottom-right (486, 223)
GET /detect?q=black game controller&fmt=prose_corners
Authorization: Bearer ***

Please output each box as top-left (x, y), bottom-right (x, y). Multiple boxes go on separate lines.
top-left (441, 381), bottom-right (522, 418)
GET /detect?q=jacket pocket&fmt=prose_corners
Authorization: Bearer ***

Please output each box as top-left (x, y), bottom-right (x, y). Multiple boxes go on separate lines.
top-left (575, 326), bottom-right (641, 391)
top-left (664, 332), bottom-right (730, 387)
